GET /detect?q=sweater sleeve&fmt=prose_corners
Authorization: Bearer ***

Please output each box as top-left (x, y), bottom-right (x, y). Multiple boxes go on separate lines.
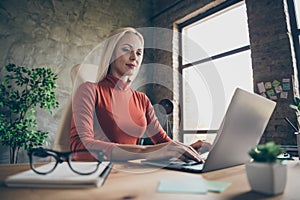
top-left (144, 95), bottom-right (172, 144)
top-left (70, 82), bottom-right (116, 159)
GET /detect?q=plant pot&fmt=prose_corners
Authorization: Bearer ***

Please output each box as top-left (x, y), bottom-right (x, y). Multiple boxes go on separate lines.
top-left (0, 142), bottom-right (10, 164)
top-left (246, 162), bottom-right (287, 195)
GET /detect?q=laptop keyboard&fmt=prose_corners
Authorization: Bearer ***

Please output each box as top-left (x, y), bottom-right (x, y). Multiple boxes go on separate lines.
top-left (169, 160), bottom-right (203, 166)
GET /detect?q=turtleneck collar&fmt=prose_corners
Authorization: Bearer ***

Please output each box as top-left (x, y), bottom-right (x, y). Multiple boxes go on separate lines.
top-left (104, 74), bottom-right (131, 91)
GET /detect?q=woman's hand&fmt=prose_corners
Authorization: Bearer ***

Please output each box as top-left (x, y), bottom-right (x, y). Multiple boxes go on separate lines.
top-left (144, 141), bottom-right (202, 162)
top-left (111, 140), bottom-right (209, 162)
top-left (190, 140), bottom-right (212, 154)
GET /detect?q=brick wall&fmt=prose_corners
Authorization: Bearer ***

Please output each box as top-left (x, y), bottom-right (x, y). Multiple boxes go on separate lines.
top-left (246, 0), bottom-right (297, 144)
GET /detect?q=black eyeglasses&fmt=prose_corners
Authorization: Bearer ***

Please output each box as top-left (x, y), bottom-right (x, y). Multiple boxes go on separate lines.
top-left (28, 148), bottom-right (106, 175)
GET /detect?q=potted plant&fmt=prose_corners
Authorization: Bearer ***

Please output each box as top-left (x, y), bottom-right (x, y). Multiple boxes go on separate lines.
top-left (288, 97), bottom-right (300, 159)
top-left (0, 64), bottom-right (59, 164)
top-left (289, 97), bottom-right (300, 127)
top-left (246, 141), bottom-right (293, 195)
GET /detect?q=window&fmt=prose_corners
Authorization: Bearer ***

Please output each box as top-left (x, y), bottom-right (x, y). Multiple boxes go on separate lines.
top-left (287, 0), bottom-right (300, 82)
top-left (178, 0), bottom-right (252, 144)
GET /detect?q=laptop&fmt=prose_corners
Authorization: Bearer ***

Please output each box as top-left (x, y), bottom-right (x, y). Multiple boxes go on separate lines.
top-left (142, 88), bottom-right (276, 173)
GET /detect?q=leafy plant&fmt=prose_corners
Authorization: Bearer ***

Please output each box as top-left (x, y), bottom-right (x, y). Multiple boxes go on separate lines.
top-left (0, 63), bottom-right (59, 164)
top-left (289, 97), bottom-right (300, 113)
top-left (248, 141), bottom-right (293, 163)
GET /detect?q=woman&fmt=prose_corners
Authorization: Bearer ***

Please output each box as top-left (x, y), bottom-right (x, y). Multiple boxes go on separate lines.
top-left (70, 27), bottom-right (210, 162)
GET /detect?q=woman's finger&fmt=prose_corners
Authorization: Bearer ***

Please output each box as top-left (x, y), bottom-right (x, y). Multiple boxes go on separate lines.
top-left (190, 140), bottom-right (204, 149)
top-left (171, 141), bottom-right (201, 162)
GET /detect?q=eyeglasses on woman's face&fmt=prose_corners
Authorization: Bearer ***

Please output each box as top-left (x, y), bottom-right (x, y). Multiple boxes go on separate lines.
top-left (28, 148), bottom-right (106, 175)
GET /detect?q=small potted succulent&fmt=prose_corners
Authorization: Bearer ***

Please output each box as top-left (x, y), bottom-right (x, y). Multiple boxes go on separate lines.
top-left (246, 141), bottom-right (293, 195)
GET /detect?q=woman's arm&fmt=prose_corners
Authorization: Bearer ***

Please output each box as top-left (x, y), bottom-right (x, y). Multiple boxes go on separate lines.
top-left (71, 82), bottom-right (117, 158)
top-left (111, 140), bottom-right (202, 162)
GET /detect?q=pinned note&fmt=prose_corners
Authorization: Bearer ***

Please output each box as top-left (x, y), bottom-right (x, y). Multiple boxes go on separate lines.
top-left (257, 82), bottom-right (265, 93)
top-left (256, 77), bottom-right (291, 101)
top-left (265, 82), bottom-right (272, 89)
top-left (266, 89), bottom-right (275, 97)
top-left (272, 80), bottom-right (281, 87)
top-left (282, 78), bottom-right (290, 91)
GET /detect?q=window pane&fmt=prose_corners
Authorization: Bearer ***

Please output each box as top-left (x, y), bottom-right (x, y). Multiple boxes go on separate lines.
top-left (184, 133), bottom-right (217, 146)
top-left (183, 50), bottom-right (253, 130)
top-left (295, 0), bottom-right (300, 27)
top-left (182, 3), bottom-right (250, 64)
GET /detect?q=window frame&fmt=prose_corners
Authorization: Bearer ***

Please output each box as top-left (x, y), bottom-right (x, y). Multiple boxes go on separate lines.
top-left (287, 0), bottom-right (300, 84)
top-left (177, 0), bottom-right (250, 140)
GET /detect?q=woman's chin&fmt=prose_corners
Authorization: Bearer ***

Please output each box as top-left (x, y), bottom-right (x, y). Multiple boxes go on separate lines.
top-left (124, 70), bottom-right (138, 78)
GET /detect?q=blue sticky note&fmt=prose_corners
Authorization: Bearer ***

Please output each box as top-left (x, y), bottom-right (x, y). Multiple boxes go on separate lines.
top-left (205, 180), bottom-right (231, 193)
top-left (157, 179), bottom-right (207, 194)
top-left (282, 82), bottom-right (290, 91)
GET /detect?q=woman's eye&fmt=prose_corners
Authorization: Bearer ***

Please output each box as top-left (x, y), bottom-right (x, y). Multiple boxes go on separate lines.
top-left (122, 48), bottom-right (130, 52)
top-left (137, 51), bottom-right (142, 56)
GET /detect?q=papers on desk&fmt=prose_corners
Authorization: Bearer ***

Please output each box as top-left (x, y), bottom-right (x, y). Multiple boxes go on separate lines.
top-left (5, 161), bottom-right (112, 188)
top-left (157, 177), bottom-right (231, 194)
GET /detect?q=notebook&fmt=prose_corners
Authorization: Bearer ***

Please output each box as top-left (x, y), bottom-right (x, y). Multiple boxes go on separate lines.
top-left (5, 161), bottom-right (112, 188)
top-left (142, 88), bottom-right (276, 173)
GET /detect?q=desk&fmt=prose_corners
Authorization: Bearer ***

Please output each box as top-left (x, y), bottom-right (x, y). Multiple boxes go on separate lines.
top-left (0, 161), bottom-right (299, 200)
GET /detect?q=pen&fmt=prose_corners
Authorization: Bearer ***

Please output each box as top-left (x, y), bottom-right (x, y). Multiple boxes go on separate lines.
top-left (284, 117), bottom-right (299, 132)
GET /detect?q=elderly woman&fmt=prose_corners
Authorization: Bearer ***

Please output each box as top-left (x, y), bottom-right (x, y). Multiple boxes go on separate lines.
top-left (70, 27), bottom-right (210, 162)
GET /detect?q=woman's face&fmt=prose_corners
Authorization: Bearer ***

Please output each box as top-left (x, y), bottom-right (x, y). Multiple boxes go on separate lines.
top-left (109, 32), bottom-right (143, 82)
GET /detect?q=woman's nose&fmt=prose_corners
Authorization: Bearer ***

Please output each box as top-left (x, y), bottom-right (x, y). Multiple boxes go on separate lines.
top-left (129, 51), bottom-right (137, 60)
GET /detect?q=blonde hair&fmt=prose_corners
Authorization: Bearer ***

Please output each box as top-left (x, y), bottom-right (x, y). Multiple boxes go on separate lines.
top-left (96, 27), bottom-right (144, 82)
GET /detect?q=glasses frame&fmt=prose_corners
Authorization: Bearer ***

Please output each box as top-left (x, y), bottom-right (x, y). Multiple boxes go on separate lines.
top-left (28, 148), bottom-right (106, 175)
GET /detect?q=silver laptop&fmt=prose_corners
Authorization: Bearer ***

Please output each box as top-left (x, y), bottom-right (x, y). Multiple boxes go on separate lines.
top-left (142, 88), bottom-right (276, 173)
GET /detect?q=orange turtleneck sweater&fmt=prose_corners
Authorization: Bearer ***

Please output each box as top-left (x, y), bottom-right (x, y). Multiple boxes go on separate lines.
top-left (70, 74), bottom-right (171, 158)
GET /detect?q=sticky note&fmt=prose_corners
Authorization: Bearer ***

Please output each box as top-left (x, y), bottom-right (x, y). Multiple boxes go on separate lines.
top-left (157, 179), bottom-right (232, 194)
top-left (157, 179), bottom-right (207, 194)
top-left (205, 180), bottom-right (231, 193)
top-left (280, 92), bottom-right (288, 99)
top-left (266, 89), bottom-right (275, 97)
top-left (261, 93), bottom-right (267, 98)
top-left (282, 78), bottom-right (290, 83)
top-left (265, 82), bottom-right (272, 89)
top-left (270, 95), bottom-right (278, 100)
top-left (257, 82), bottom-right (266, 93)
top-left (282, 82), bottom-right (290, 91)
top-left (274, 85), bottom-right (282, 93)
top-left (272, 80), bottom-right (281, 87)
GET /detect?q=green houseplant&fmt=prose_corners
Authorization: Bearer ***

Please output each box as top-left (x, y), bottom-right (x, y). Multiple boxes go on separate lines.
top-left (246, 141), bottom-right (292, 195)
top-left (289, 97), bottom-right (300, 128)
top-left (248, 141), bottom-right (293, 163)
top-left (288, 97), bottom-right (300, 159)
top-left (0, 64), bottom-right (59, 164)
top-left (289, 97), bottom-right (300, 113)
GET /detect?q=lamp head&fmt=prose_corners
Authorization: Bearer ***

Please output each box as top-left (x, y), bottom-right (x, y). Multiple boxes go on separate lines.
top-left (158, 99), bottom-right (173, 115)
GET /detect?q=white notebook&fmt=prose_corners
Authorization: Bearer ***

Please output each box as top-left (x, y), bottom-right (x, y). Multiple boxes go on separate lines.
top-left (5, 161), bottom-right (112, 188)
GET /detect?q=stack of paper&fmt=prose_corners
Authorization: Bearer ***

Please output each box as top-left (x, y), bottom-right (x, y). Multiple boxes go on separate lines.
top-left (5, 161), bottom-right (112, 188)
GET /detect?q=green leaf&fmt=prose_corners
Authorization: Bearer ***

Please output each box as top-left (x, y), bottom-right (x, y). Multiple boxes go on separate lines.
top-left (248, 141), bottom-right (289, 163)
